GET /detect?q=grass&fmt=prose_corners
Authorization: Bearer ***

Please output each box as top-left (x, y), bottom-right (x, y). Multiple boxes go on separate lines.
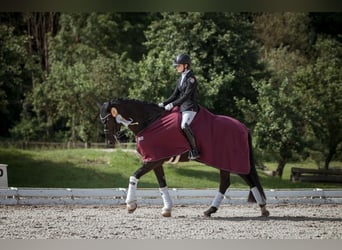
top-left (0, 147), bottom-right (341, 189)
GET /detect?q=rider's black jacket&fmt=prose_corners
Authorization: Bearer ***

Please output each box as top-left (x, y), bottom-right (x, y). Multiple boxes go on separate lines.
top-left (163, 70), bottom-right (199, 112)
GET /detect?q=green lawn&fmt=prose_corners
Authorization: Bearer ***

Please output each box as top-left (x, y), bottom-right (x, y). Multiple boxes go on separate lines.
top-left (0, 147), bottom-right (341, 189)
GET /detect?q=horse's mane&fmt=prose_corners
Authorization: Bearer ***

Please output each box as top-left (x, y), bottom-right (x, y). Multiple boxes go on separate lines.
top-left (110, 98), bottom-right (164, 128)
top-left (112, 98), bottom-right (159, 108)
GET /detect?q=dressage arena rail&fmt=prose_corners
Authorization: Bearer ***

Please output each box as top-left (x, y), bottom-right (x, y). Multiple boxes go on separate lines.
top-left (0, 188), bottom-right (342, 205)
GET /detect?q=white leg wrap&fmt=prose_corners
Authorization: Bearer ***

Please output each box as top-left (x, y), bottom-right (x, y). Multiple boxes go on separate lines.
top-left (159, 186), bottom-right (173, 211)
top-left (125, 176), bottom-right (138, 204)
top-left (211, 191), bottom-right (224, 208)
top-left (251, 186), bottom-right (266, 206)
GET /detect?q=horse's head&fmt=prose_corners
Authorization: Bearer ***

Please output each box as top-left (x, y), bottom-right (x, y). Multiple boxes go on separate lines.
top-left (99, 101), bottom-right (122, 146)
top-left (99, 98), bottom-right (166, 146)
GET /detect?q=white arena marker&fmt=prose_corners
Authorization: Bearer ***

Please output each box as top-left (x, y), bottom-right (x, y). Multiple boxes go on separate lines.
top-left (0, 164), bottom-right (8, 188)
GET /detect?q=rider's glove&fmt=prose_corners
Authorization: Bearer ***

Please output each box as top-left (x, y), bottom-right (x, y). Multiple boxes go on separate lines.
top-left (164, 103), bottom-right (173, 111)
top-left (158, 102), bottom-right (164, 108)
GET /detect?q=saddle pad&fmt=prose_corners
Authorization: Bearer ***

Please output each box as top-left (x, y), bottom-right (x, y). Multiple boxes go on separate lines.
top-left (136, 107), bottom-right (250, 174)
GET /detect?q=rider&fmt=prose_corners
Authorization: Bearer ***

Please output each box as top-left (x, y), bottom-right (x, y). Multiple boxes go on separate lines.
top-left (159, 53), bottom-right (200, 160)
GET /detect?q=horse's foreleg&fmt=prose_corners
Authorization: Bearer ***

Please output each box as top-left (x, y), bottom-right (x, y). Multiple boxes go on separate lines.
top-left (154, 166), bottom-right (173, 217)
top-left (125, 160), bottom-right (164, 214)
top-left (125, 176), bottom-right (139, 213)
top-left (204, 170), bottom-right (230, 217)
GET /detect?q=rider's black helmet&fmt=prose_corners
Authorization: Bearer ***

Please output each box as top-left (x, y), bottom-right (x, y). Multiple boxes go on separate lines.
top-left (173, 54), bottom-right (191, 66)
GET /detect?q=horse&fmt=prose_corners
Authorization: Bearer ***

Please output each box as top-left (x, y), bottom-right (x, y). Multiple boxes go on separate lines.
top-left (99, 98), bottom-right (270, 218)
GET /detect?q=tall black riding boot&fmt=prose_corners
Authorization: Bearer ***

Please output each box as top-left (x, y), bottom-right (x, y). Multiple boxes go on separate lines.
top-left (182, 124), bottom-right (200, 160)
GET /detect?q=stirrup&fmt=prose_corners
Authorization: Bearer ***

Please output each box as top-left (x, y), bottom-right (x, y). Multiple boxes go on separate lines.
top-left (188, 150), bottom-right (200, 160)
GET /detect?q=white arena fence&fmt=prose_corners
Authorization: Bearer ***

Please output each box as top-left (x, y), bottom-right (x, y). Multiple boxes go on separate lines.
top-left (0, 188), bottom-right (342, 206)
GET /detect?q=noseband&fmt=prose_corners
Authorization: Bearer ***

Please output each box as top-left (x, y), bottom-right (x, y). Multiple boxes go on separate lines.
top-left (100, 113), bottom-right (111, 124)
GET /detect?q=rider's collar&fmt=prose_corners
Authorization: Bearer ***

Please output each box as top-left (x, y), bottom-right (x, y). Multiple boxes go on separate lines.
top-left (182, 69), bottom-right (190, 76)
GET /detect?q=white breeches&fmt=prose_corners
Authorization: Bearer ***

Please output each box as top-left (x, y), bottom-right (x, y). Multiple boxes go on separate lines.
top-left (181, 111), bottom-right (197, 129)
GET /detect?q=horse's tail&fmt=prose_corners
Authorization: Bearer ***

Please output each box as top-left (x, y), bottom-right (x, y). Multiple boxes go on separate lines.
top-left (246, 131), bottom-right (267, 203)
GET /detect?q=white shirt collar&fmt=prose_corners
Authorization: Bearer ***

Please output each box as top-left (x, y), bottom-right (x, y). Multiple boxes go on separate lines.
top-left (182, 70), bottom-right (190, 77)
top-left (181, 70), bottom-right (190, 84)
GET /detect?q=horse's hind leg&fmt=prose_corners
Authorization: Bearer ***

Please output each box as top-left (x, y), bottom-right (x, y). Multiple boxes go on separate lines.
top-left (204, 169), bottom-right (230, 217)
top-left (154, 165), bottom-right (173, 217)
top-left (239, 170), bottom-right (269, 217)
top-left (239, 132), bottom-right (270, 217)
top-left (241, 175), bottom-right (269, 217)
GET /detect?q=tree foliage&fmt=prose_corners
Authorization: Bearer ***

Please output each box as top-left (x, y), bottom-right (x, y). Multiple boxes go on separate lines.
top-left (130, 12), bottom-right (265, 119)
top-left (238, 47), bottom-right (308, 176)
top-left (0, 23), bottom-right (33, 137)
top-left (239, 13), bottom-right (342, 174)
top-left (294, 36), bottom-right (342, 169)
top-left (254, 12), bottom-right (314, 54)
top-left (14, 13), bottom-right (137, 143)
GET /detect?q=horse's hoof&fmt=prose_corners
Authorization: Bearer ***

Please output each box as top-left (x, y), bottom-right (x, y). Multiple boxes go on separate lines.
top-left (127, 203), bottom-right (137, 213)
top-left (261, 209), bottom-right (270, 217)
top-left (161, 209), bottom-right (172, 217)
top-left (203, 206), bottom-right (218, 217)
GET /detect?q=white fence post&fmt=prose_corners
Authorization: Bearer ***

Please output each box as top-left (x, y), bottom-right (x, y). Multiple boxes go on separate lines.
top-left (0, 164), bottom-right (8, 188)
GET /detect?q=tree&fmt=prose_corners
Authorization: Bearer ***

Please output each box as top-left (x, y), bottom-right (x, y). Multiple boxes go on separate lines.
top-left (294, 36), bottom-right (342, 169)
top-left (24, 12), bottom-right (59, 76)
top-left (238, 47), bottom-right (308, 177)
top-left (0, 23), bottom-right (33, 137)
top-left (236, 13), bottom-right (319, 177)
top-left (253, 12), bottom-right (314, 55)
top-left (129, 12), bottom-right (266, 120)
top-left (240, 13), bottom-right (342, 175)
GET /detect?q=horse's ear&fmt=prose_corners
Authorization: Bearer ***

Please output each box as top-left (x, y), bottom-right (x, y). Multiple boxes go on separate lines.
top-left (111, 107), bottom-right (118, 117)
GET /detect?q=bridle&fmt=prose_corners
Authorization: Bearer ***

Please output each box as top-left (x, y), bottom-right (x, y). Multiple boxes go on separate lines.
top-left (100, 111), bottom-right (121, 145)
top-left (100, 113), bottom-right (111, 124)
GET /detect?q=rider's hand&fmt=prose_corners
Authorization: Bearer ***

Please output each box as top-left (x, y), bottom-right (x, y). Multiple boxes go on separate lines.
top-left (164, 103), bottom-right (173, 111)
top-left (158, 102), bottom-right (164, 108)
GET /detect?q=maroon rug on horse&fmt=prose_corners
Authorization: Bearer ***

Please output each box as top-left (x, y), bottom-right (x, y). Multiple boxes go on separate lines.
top-left (136, 107), bottom-right (251, 174)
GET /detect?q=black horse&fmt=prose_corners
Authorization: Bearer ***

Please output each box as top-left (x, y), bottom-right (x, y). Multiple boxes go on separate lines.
top-left (99, 98), bottom-right (270, 217)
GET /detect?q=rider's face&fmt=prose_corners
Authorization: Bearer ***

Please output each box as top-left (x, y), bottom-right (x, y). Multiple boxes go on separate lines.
top-left (176, 64), bottom-right (185, 73)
